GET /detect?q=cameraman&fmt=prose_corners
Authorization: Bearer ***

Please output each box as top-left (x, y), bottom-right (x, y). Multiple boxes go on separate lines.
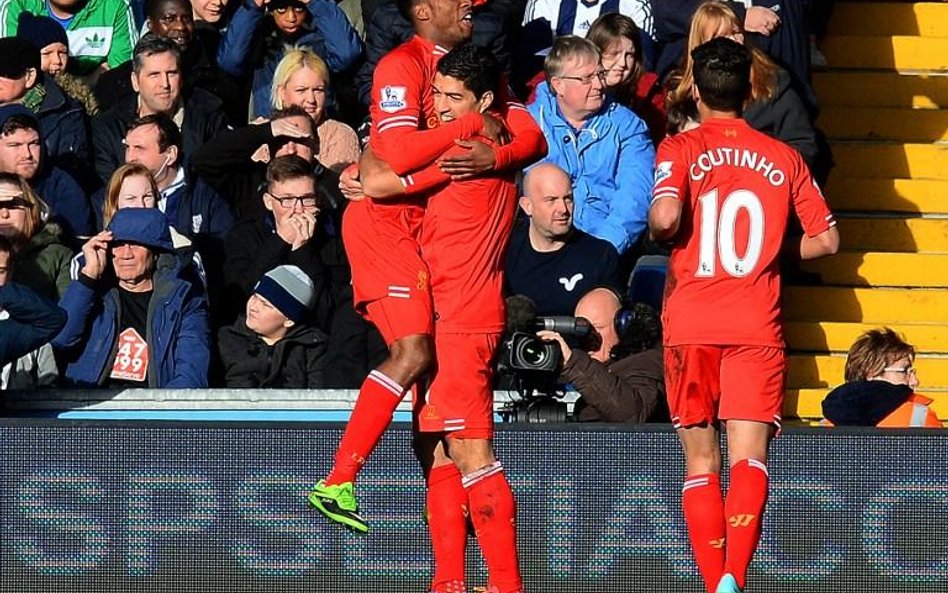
top-left (537, 287), bottom-right (668, 423)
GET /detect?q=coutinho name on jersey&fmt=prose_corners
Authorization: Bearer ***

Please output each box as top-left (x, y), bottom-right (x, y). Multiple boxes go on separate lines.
top-left (688, 147), bottom-right (787, 187)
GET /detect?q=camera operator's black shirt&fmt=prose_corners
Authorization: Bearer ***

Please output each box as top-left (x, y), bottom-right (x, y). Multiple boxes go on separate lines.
top-left (505, 223), bottom-right (621, 316)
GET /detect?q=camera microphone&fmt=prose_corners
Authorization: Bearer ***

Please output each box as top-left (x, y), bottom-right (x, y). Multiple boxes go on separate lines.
top-left (534, 316), bottom-right (591, 338)
top-left (505, 294), bottom-right (538, 334)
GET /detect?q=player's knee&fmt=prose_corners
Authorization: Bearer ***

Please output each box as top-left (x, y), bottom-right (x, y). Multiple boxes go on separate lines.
top-left (685, 449), bottom-right (722, 475)
top-left (446, 438), bottom-right (495, 475)
top-left (390, 334), bottom-right (433, 376)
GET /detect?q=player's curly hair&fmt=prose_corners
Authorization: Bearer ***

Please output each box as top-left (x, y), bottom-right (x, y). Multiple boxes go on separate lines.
top-left (691, 37), bottom-right (752, 112)
top-left (436, 41), bottom-right (501, 102)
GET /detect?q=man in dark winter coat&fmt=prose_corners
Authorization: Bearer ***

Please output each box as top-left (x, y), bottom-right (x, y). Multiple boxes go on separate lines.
top-left (218, 264), bottom-right (327, 387)
top-left (91, 33), bottom-right (229, 184)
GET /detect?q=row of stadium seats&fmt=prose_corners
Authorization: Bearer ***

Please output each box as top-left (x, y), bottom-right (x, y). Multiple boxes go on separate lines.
top-left (785, 1), bottom-right (948, 424)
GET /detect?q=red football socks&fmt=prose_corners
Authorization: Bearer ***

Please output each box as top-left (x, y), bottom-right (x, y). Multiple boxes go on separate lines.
top-left (462, 462), bottom-right (523, 593)
top-left (724, 459), bottom-right (769, 590)
top-left (426, 464), bottom-right (469, 593)
top-left (682, 473), bottom-right (726, 593)
top-left (326, 370), bottom-right (407, 486)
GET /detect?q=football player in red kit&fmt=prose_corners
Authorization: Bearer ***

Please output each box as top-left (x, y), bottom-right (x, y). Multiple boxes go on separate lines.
top-left (308, 0), bottom-right (545, 541)
top-left (357, 42), bottom-right (524, 593)
top-left (649, 38), bottom-right (839, 593)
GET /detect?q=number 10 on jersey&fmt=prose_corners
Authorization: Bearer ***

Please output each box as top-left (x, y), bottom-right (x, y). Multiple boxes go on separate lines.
top-left (696, 189), bottom-right (765, 278)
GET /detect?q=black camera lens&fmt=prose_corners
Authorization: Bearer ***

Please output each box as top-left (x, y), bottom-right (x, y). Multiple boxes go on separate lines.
top-left (521, 340), bottom-right (549, 366)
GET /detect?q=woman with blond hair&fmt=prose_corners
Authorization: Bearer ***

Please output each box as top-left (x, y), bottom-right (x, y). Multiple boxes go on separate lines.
top-left (0, 173), bottom-right (72, 299)
top-left (665, 1), bottom-right (820, 176)
top-left (271, 48), bottom-right (360, 173)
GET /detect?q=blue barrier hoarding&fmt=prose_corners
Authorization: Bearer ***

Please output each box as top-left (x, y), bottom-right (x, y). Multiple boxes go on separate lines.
top-left (1, 420), bottom-right (946, 592)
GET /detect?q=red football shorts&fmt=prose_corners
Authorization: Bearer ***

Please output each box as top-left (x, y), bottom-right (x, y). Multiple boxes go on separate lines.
top-left (342, 199), bottom-right (433, 343)
top-left (414, 332), bottom-right (500, 439)
top-left (664, 345), bottom-right (786, 429)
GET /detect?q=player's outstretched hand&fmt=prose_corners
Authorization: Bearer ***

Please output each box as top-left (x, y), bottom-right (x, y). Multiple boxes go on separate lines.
top-left (439, 139), bottom-right (496, 180)
top-left (339, 163), bottom-right (365, 201)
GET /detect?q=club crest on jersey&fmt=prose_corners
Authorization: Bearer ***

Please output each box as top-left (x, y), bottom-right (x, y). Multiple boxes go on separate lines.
top-left (654, 161), bottom-right (673, 185)
top-left (379, 86), bottom-right (407, 113)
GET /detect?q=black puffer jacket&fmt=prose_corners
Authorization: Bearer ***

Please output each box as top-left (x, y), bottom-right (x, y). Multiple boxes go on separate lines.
top-left (218, 315), bottom-right (328, 388)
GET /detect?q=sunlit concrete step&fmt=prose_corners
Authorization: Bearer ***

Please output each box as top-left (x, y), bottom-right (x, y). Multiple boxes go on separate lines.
top-left (819, 107), bottom-right (948, 141)
top-left (822, 36), bottom-right (948, 71)
top-left (826, 178), bottom-right (948, 213)
top-left (829, 2), bottom-right (948, 37)
top-left (788, 354), bottom-right (948, 389)
top-left (799, 251), bottom-right (948, 286)
top-left (785, 388), bottom-right (948, 422)
top-left (832, 143), bottom-right (948, 180)
top-left (786, 321), bottom-right (948, 353)
top-left (784, 286), bottom-right (948, 323)
top-left (814, 72), bottom-right (948, 109)
top-left (835, 218), bottom-right (948, 252)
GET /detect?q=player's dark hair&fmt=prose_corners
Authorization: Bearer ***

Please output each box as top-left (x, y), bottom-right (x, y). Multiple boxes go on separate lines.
top-left (436, 42), bottom-right (501, 102)
top-left (126, 113), bottom-right (182, 154)
top-left (691, 37), bottom-right (752, 113)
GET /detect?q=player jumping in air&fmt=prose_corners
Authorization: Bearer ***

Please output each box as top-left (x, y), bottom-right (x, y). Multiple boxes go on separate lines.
top-left (359, 41), bottom-right (527, 593)
top-left (307, 0), bottom-right (545, 544)
top-left (648, 37), bottom-right (839, 593)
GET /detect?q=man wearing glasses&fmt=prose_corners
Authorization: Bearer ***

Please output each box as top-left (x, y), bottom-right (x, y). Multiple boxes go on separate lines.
top-left (527, 35), bottom-right (655, 256)
top-left (222, 154), bottom-right (335, 331)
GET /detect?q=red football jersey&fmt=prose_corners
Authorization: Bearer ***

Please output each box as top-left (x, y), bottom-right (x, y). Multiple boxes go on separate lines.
top-left (417, 144), bottom-right (518, 333)
top-left (654, 118), bottom-right (836, 347)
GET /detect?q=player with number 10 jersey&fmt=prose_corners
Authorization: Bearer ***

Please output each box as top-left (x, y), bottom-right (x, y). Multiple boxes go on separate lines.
top-left (654, 118), bottom-right (835, 349)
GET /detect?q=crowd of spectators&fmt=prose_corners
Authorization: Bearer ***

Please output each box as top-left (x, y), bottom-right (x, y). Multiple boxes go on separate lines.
top-left (0, 0), bottom-right (852, 417)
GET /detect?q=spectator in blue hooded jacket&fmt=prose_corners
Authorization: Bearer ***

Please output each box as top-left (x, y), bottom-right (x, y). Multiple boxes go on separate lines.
top-left (53, 208), bottom-right (210, 388)
top-left (527, 35), bottom-right (654, 255)
top-left (217, 0), bottom-right (363, 119)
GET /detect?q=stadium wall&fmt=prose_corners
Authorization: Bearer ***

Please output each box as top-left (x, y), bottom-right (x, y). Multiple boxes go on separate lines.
top-left (1, 420), bottom-right (946, 592)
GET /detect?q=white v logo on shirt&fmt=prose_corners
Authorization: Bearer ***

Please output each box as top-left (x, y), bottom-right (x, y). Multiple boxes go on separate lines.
top-left (559, 273), bottom-right (584, 291)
